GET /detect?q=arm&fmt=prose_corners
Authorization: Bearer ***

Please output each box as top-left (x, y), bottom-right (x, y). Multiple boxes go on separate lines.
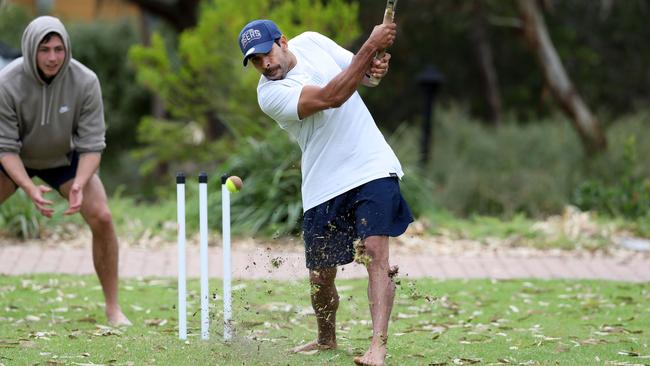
top-left (297, 23), bottom-right (396, 119)
top-left (64, 152), bottom-right (101, 215)
top-left (65, 76), bottom-right (106, 215)
top-left (0, 88), bottom-right (55, 216)
top-left (0, 153), bottom-right (54, 217)
top-left (73, 77), bottom-right (106, 154)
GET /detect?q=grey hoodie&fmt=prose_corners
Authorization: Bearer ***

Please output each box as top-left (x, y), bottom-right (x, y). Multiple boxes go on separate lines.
top-left (0, 16), bottom-right (105, 169)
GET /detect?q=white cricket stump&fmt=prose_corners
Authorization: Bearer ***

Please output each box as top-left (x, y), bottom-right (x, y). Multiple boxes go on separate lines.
top-left (176, 173), bottom-right (187, 340)
top-left (221, 176), bottom-right (233, 341)
top-left (176, 171), bottom-right (235, 342)
top-left (199, 172), bottom-right (210, 340)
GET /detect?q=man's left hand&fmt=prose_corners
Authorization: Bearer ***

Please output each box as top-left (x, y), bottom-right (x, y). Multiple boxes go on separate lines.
top-left (64, 182), bottom-right (83, 215)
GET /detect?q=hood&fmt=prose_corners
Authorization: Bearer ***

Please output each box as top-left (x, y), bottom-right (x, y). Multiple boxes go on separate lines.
top-left (21, 16), bottom-right (72, 84)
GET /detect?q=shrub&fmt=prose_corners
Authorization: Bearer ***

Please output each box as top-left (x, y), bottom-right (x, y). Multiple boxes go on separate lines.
top-left (0, 190), bottom-right (41, 239)
top-left (200, 128), bottom-right (303, 237)
top-left (0, 4), bottom-right (29, 48)
top-left (573, 136), bottom-right (650, 218)
top-left (390, 107), bottom-right (650, 219)
top-left (391, 108), bottom-right (584, 218)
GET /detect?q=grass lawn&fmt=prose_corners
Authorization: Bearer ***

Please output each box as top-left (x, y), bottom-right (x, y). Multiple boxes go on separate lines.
top-left (1, 275), bottom-right (649, 365)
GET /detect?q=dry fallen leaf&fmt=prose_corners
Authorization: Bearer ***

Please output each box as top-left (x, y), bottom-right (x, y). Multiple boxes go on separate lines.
top-left (19, 340), bottom-right (37, 348)
top-left (144, 318), bottom-right (168, 327)
top-left (93, 325), bottom-right (122, 337)
top-left (297, 350), bottom-right (318, 355)
top-left (617, 350), bottom-right (640, 357)
top-left (453, 358), bottom-right (482, 365)
top-left (0, 340), bottom-right (19, 348)
top-left (77, 316), bottom-right (97, 324)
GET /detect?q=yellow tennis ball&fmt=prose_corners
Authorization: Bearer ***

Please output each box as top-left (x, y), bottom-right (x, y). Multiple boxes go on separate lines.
top-left (226, 176), bottom-right (243, 193)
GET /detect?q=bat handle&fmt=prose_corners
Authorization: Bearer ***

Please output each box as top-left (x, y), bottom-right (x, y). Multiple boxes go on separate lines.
top-left (382, 7), bottom-right (395, 24)
top-left (367, 7), bottom-right (396, 86)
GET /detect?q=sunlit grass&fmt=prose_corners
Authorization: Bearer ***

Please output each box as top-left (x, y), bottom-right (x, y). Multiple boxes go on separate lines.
top-left (1, 275), bottom-right (648, 365)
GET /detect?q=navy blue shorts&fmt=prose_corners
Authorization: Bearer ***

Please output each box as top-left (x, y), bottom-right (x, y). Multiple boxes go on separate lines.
top-left (0, 151), bottom-right (79, 190)
top-left (302, 177), bottom-right (413, 270)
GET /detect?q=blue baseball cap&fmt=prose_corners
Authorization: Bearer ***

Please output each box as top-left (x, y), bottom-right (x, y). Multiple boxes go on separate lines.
top-left (238, 19), bottom-right (282, 66)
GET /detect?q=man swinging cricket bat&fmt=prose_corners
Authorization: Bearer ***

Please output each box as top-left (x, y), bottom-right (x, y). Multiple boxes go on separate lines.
top-left (238, 0), bottom-right (407, 365)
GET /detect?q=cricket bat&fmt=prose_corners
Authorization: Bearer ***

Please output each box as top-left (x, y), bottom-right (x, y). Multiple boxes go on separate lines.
top-left (367, 0), bottom-right (398, 86)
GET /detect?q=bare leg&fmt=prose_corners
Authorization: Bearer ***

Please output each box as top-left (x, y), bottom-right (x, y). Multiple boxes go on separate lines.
top-left (292, 267), bottom-right (339, 353)
top-left (354, 236), bottom-right (394, 366)
top-left (60, 176), bottom-right (131, 326)
top-left (0, 170), bottom-right (17, 203)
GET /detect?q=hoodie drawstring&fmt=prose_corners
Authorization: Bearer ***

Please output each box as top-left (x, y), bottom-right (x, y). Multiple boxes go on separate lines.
top-left (40, 85), bottom-right (54, 126)
top-left (41, 85), bottom-right (46, 126)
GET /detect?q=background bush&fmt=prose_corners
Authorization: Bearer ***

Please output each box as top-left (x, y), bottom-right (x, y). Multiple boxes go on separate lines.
top-left (2, 107), bottom-right (648, 239)
top-left (0, 191), bottom-right (41, 239)
top-left (411, 108), bottom-right (584, 217)
top-left (574, 136), bottom-right (650, 218)
top-left (0, 4), bottom-right (29, 49)
top-left (389, 108), bottom-right (649, 219)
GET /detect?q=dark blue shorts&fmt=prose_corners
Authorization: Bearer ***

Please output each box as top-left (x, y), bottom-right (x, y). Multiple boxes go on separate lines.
top-left (0, 151), bottom-right (79, 190)
top-left (302, 177), bottom-right (413, 270)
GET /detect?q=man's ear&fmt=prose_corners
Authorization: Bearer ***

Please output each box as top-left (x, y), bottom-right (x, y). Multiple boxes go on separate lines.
top-left (279, 35), bottom-right (289, 49)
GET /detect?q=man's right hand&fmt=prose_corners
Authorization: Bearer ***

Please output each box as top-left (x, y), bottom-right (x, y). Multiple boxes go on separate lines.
top-left (0, 153), bottom-right (54, 217)
top-left (28, 184), bottom-right (54, 217)
top-left (368, 23), bottom-right (397, 52)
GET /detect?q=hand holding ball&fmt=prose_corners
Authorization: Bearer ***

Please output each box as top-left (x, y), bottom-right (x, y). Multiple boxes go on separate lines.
top-left (225, 176), bottom-right (243, 193)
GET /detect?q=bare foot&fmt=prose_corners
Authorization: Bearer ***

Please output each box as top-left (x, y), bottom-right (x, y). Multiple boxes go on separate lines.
top-left (107, 309), bottom-right (132, 327)
top-left (353, 346), bottom-right (387, 366)
top-left (291, 339), bottom-right (337, 353)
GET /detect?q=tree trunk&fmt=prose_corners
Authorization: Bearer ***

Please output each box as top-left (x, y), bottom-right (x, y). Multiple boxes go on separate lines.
top-left (138, 10), bottom-right (166, 120)
top-left (517, 0), bottom-right (607, 155)
top-left (470, 0), bottom-right (502, 125)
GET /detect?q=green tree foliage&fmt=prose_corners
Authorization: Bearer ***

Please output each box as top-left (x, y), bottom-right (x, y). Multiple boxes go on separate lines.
top-left (356, 0), bottom-right (650, 127)
top-left (128, 0), bottom-right (360, 176)
top-left (0, 4), bottom-right (30, 49)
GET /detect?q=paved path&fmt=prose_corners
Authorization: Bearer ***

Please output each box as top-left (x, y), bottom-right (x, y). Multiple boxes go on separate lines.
top-left (1, 244), bottom-right (649, 282)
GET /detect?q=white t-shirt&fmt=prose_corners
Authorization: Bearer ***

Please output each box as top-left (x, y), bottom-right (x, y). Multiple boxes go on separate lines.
top-left (257, 31), bottom-right (404, 212)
